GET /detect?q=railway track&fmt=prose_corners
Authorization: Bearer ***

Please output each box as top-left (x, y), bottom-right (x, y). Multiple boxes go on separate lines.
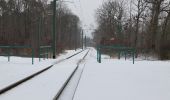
top-left (53, 49), bottom-right (90, 100)
top-left (0, 49), bottom-right (87, 95)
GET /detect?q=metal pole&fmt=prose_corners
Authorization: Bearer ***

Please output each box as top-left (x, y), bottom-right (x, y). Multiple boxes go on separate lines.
top-left (38, 16), bottom-right (41, 61)
top-left (125, 51), bottom-right (127, 60)
top-left (47, 48), bottom-right (49, 59)
top-left (85, 35), bottom-right (86, 48)
top-left (75, 30), bottom-right (77, 51)
top-left (53, 0), bottom-right (57, 59)
top-left (8, 48), bottom-right (10, 62)
top-left (118, 51), bottom-right (121, 59)
top-left (97, 46), bottom-right (98, 62)
top-left (133, 49), bottom-right (135, 64)
top-left (82, 30), bottom-right (84, 50)
top-left (32, 48), bottom-right (34, 65)
top-left (99, 48), bottom-right (101, 63)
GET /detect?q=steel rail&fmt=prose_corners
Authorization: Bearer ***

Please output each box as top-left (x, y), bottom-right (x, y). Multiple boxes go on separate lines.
top-left (0, 49), bottom-right (86, 95)
top-left (53, 49), bottom-right (90, 100)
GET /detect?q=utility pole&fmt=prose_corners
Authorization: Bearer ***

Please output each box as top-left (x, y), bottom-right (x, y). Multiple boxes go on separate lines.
top-left (82, 30), bottom-right (84, 50)
top-left (75, 30), bottom-right (77, 51)
top-left (85, 35), bottom-right (87, 48)
top-left (53, 0), bottom-right (57, 59)
top-left (38, 16), bottom-right (42, 61)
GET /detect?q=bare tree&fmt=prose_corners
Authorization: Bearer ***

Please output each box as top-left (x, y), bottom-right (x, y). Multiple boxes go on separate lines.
top-left (132, 0), bottom-right (147, 48)
top-left (0, 0), bottom-right (82, 55)
top-left (94, 0), bottom-right (125, 44)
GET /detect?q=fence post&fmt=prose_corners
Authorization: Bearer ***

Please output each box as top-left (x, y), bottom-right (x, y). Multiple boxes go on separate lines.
top-left (125, 51), bottom-right (127, 60)
top-left (32, 48), bottom-right (34, 65)
top-left (133, 49), bottom-right (135, 64)
top-left (46, 48), bottom-right (48, 59)
top-left (97, 46), bottom-right (99, 62)
top-left (8, 47), bottom-right (10, 62)
top-left (39, 47), bottom-right (41, 61)
top-left (99, 47), bottom-right (101, 63)
top-left (118, 51), bottom-right (121, 59)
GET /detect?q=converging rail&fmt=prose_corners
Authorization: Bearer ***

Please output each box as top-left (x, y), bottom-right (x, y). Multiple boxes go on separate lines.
top-left (0, 66), bottom-right (52, 94)
top-left (0, 49), bottom-right (87, 95)
top-left (53, 49), bottom-right (90, 100)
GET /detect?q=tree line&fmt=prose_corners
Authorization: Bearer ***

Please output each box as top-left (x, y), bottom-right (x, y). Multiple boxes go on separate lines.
top-left (0, 0), bottom-right (82, 56)
top-left (93, 0), bottom-right (170, 59)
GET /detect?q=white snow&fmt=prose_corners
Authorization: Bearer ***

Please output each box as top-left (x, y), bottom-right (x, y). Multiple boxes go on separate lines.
top-left (0, 49), bottom-right (89, 100)
top-left (0, 49), bottom-right (82, 90)
top-left (58, 63), bottom-right (86, 100)
top-left (73, 48), bottom-right (170, 100)
top-left (0, 48), bottom-right (170, 100)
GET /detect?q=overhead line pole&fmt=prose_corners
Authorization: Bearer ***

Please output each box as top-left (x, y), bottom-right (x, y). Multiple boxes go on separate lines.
top-left (85, 35), bottom-right (87, 48)
top-left (82, 30), bottom-right (84, 50)
top-left (53, 0), bottom-right (57, 59)
top-left (52, 0), bottom-right (75, 58)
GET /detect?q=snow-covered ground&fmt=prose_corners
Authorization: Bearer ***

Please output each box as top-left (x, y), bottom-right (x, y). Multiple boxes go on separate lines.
top-left (58, 61), bottom-right (86, 100)
top-left (0, 49), bottom-right (89, 100)
top-left (0, 49), bottom-right (82, 90)
top-left (0, 48), bottom-right (170, 100)
top-left (73, 48), bottom-right (170, 100)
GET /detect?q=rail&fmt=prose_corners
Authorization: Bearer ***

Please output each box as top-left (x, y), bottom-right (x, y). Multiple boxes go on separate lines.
top-left (0, 49), bottom-right (86, 95)
top-left (53, 49), bottom-right (90, 100)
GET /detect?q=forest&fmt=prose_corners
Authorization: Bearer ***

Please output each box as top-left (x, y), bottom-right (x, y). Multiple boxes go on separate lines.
top-left (93, 0), bottom-right (170, 59)
top-left (0, 0), bottom-right (170, 59)
top-left (0, 0), bottom-right (82, 56)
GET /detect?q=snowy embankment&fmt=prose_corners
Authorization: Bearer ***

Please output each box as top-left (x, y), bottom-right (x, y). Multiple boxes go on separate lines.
top-left (0, 49), bottom-right (82, 91)
top-left (73, 48), bottom-right (170, 100)
top-left (0, 49), bottom-right (89, 100)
